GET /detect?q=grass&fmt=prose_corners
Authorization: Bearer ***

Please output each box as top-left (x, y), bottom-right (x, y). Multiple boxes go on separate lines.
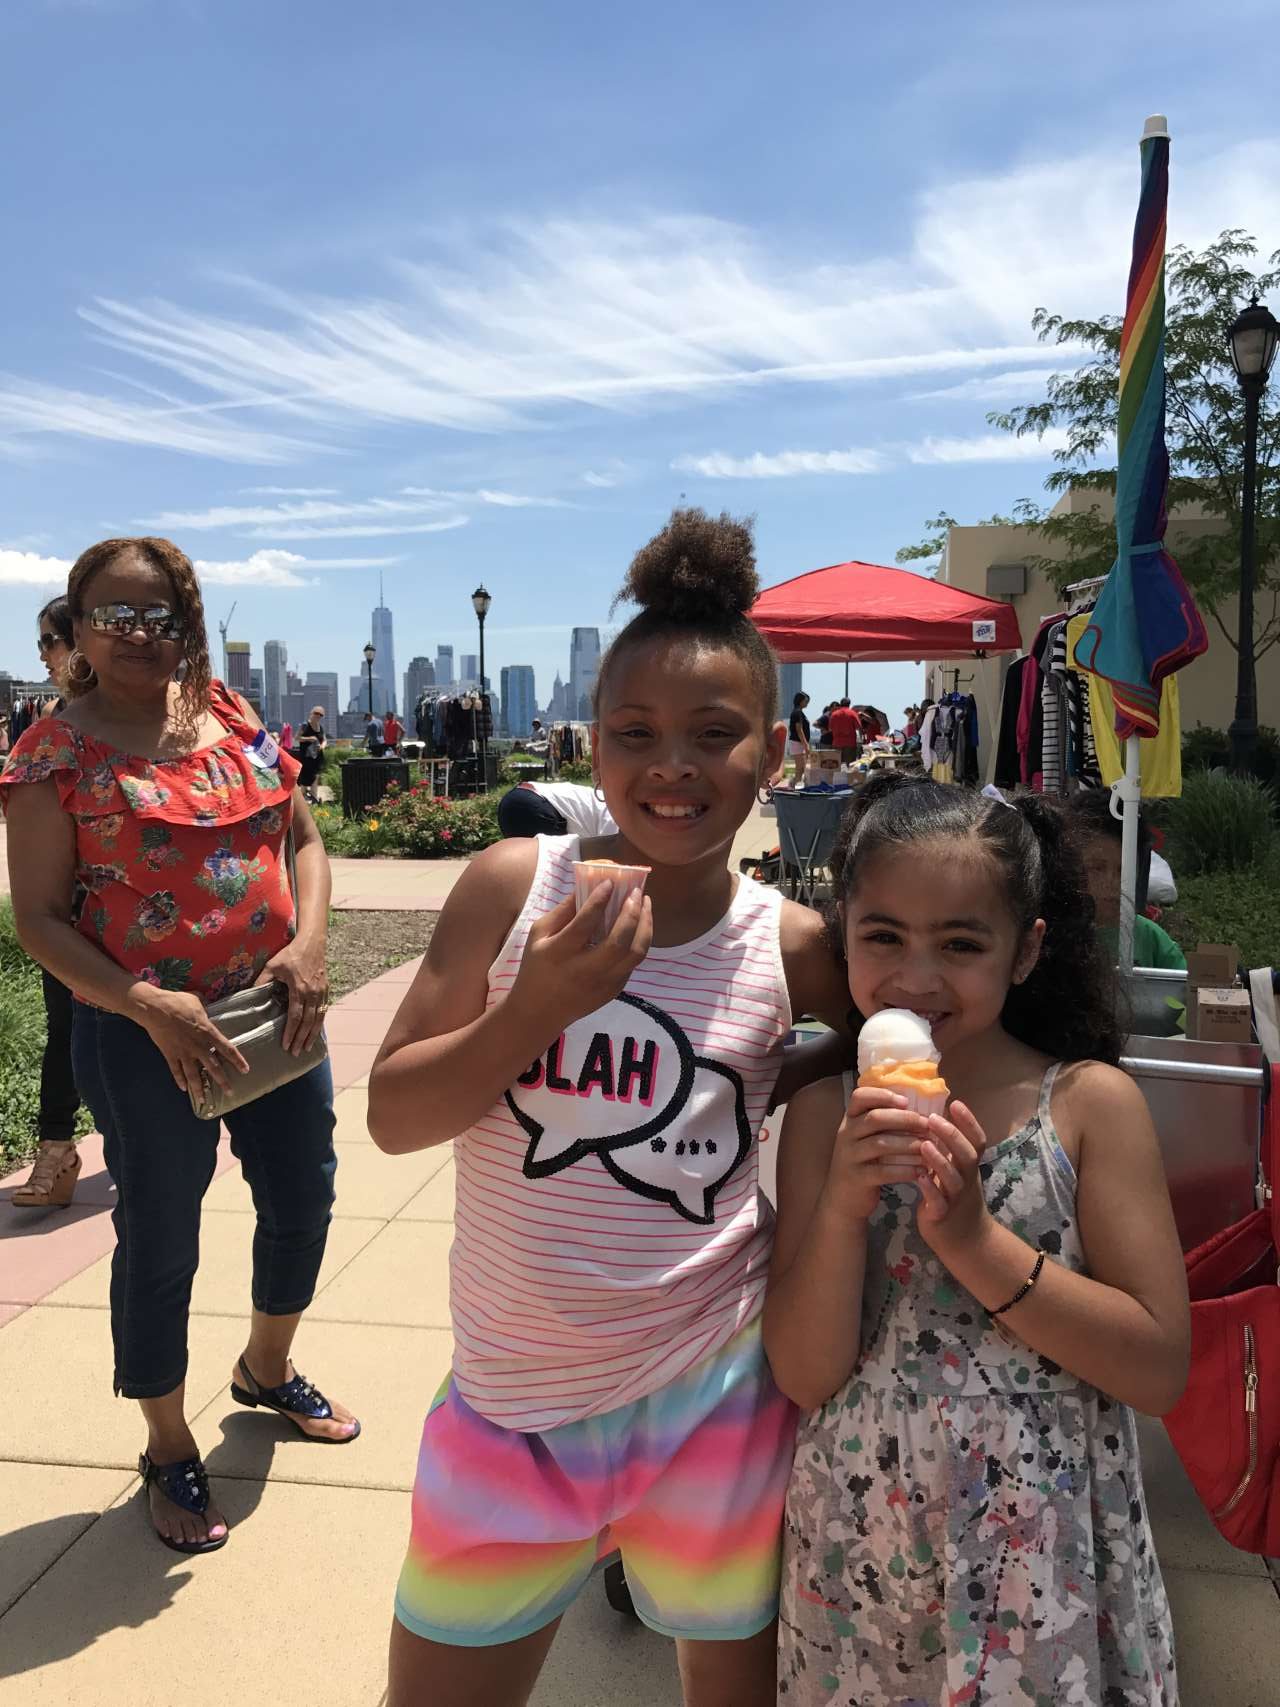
top-left (1162, 850), bottom-right (1280, 970)
top-left (0, 903), bottom-right (93, 1175)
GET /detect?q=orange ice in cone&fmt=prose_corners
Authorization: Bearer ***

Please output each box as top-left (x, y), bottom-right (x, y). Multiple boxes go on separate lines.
top-left (856, 1009), bottom-right (948, 1118)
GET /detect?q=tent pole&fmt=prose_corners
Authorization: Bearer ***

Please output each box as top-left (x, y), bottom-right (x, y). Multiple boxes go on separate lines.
top-left (844, 660), bottom-right (850, 696)
top-left (1114, 735), bottom-right (1141, 974)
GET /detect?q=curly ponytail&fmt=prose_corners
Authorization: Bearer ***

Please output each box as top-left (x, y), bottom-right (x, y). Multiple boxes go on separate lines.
top-left (829, 776), bottom-right (1122, 1065)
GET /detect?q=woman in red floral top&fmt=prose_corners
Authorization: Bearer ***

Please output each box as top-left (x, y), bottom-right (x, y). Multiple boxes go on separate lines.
top-left (2, 537), bottom-right (359, 1556)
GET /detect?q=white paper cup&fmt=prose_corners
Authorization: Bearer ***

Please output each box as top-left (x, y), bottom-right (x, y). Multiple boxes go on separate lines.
top-left (573, 862), bottom-right (650, 940)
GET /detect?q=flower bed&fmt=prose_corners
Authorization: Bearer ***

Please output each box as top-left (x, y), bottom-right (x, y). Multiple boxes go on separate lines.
top-left (312, 782), bottom-right (501, 859)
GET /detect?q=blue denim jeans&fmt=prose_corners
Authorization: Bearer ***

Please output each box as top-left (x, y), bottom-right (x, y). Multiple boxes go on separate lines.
top-left (72, 1005), bottom-right (337, 1399)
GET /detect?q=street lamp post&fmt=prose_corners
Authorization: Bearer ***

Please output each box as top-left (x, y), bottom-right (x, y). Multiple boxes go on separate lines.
top-left (1227, 295), bottom-right (1279, 776)
top-left (363, 641), bottom-right (376, 726)
top-left (472, 585), bottom-right (492, 788)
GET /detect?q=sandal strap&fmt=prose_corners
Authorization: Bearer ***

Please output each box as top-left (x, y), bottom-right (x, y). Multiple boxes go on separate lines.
top-left (239, 1358), bottom-right (334, 1421)
top-left (139, 1453), bottom-right (211, 1517)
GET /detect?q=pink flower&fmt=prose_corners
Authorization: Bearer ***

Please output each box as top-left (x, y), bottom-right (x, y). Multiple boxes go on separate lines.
top-left (440, 828), bottom-right (453, 843)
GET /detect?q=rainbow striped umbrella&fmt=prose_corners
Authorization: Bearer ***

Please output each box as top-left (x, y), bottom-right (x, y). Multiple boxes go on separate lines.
top-left (1076, 116), bottom-right (1208, 738)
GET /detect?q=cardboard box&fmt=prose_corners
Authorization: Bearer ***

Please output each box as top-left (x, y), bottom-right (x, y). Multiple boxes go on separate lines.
top-left (1183, 943), bottom-right (1240, 1040)
top-left (1195, 986), bottom-right (1253, 1047)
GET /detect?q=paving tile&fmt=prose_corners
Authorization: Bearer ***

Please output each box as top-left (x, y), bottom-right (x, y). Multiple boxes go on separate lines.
top-left (305, 1220), bottom-right (452, 1329)
top-left (45, 1211), bottom-right (383, 1318)
top-left (332, 893), bottom-right (436, 911)
top-left (328, 1041), bottom-right (382, 1091)
top-left (0, 1205), bottom-right (117, 1307)
top-left (324, 1006), bottom-right (396, 1047)
top-left (398, 1155), bottom-right (456, 1222)
top-left (0, 1462), bottom-right (135, 1616)
top-left (0, 1479), bottom-right (407, 1706)
top-left (190, 1319), bottom-right (453, 1491)
top-left (333, 1085), bottom-right (374, 1144)
top-left (1138, 1415), bottom-right (1269, 1578)
top-left (205, 1141), bottom-right (449, 1222)
top-left (0, 1306), bottom-right (248, 1469)
top-left (1164, 1565), bottom-right (1280, 1704)
top-left (376, 958), bottom-right (424, 985)
top-left (334, 980), bottom-right (416, 1013)
top-left (533, 1584), bottom-right (679, 1707)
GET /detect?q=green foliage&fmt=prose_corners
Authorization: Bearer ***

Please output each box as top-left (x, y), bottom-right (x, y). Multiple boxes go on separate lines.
top-left (1162, 768), bottom-right (1277, 876)
top-left (0, 902), bottom-right (92, 1173)
top-left (1164, 858), bottom-right (1280, 970)
top-left (901, 231), bottom-right (1280, 662)
top-left (895, 505), bottom-right (1036, 565)
top-left (557, 759), bottom-right (594, 785)
top-left (1181, 723), bottom-right (1280, 787)
top-left (312, 784), bottom-right (501, 860)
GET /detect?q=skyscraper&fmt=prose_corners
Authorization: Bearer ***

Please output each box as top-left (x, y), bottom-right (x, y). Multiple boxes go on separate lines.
top-left (459, 653), bottom-right (479, 689)
top-left (224, 641), bottom-right (251, 694)
top-left (263, 640), bottom-right (288, 726)
top-left (404, 656), bottom-right (435, 715)
top-left (435, 646), bottom-right (454, 691)
top-left (304, 672), bottom-right (339, 728)
top-left (371, 589), bottom-right (396, 715)
top-left (569, 627), bottom-right (601, 721)
top-left (500, 665), bottom-right (537, 738)
top-left (778, 662), bottom-right (804, 715)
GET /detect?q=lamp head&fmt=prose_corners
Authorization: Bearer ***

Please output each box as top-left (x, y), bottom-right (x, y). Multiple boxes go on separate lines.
top-left (472, 585), bottom-right (492, 619)
top-left (363, 642), bottom-right (376, 664)
top-left (1228, 296), bottom-right (1280, 385)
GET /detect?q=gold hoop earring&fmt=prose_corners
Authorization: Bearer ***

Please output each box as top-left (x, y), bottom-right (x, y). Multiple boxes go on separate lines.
top-left (67, 650), bottom-right (95, 686)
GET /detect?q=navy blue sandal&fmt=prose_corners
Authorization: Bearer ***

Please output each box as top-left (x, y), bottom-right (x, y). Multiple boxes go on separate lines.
top-left (137, 1452), bottom-right (228, 1555)
top-left (230, 1356), bottom-right (361, 1443)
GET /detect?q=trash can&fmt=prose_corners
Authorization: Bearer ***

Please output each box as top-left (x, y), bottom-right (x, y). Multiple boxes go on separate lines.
top-left (342, 757), bottom-right (411, 819)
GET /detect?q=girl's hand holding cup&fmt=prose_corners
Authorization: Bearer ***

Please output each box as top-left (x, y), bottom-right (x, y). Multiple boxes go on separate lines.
top-left (510, 878), bottom-right (654, 1034)
top-left (825, 1086), bottom-right (929, 1224)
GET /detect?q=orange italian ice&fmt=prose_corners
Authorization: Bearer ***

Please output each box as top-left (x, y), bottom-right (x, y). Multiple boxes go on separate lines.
top-left (856, 1009), bottom-right (948, 1118)
top-left (573, 859), bottom-right (650, 940)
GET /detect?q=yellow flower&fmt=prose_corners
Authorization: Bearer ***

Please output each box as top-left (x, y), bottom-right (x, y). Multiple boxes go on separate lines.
top-left (367, 818), bottom-right (381, 831)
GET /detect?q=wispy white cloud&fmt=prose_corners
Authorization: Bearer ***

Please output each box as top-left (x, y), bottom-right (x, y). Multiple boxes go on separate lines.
top-left (674, 447), bottom-right (885, 480)
top-left (193, 550), bottom-right (313, 588)
top-left (258, 517), bottom-right (469, 541)
top-left (8, 138), bottom-right (1278, 467)
top-left (0, 548), bottom-right (70, 586)
top-left (136, 495), bottom-right (459, 532)
top-left (908, 369), bottom-right (1063, 403)
top-left (905, 429), bottom-right (1072, 464)
top-left (582, 467), bottom-right (629, 488)
top-left (399, 484), bottom-right (569, 509)
top-left (241, 485), bottom-right (342, 497)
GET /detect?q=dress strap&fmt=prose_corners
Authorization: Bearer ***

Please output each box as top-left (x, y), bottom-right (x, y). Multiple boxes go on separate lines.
top-left (1035, 1062), bottom-right (1075, 1181)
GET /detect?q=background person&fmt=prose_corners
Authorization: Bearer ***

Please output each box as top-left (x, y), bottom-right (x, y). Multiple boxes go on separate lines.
top-left (363, 711), bottom-right (386, 756)
top-left (786, 691), bottom-right (811, 785)
top-left (382, 709), bottom-right (404, 754)
top-left (296, 705), bottom-right (327, 801)
top-left (1066, 789), bottom-right (1186, 971)
top-left (11, 595), bottom-right (84, 1210)
top-left (827, 698), bottom-right (861, 763)
top-left (497, 778), bottom-right (615, 838)
top-left (1, 536), bottom-right (357, 1556)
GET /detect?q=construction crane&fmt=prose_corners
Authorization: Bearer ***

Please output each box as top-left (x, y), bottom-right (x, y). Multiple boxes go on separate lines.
top-left (218, 602), bottom-right (237, 682)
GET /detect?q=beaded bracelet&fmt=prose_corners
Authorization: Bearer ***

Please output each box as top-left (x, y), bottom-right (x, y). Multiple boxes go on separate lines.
top-left (989, 1250), bottom-right (1046, 1318)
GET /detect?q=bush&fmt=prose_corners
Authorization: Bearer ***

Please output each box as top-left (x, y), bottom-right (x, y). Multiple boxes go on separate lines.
top-left (1163, 768), bottom-right (1278, 875)
top-left (1164, 857), bottom-right (1280, 970)
top-left (557, 759), bottom-right (594, 785)
top-left (1181, 723), bottom-right (1280, 787)
top-left (312, 785), bottom-right (501, 860)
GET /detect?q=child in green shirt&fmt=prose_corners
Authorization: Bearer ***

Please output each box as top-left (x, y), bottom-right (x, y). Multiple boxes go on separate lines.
top-left (1066, 791), bottom-right (1187, 971)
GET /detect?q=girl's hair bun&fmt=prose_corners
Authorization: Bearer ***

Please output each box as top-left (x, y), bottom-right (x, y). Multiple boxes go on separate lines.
top-left (620, 507), bottom-right (759, 623)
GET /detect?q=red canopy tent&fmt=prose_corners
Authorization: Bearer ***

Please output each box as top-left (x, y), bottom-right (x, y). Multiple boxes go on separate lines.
top-left (749, 560), bottom-right (1021, 662)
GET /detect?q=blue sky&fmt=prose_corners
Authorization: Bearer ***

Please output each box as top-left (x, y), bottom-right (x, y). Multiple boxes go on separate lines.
top-left (3, 0), bottom-right (1278, 720)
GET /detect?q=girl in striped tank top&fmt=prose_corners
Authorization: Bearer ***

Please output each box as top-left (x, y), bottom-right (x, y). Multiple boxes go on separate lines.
top-left (370, 508), bottom-right (853, 1707)
top-left (765, 777), bottom-right (1187, 1705)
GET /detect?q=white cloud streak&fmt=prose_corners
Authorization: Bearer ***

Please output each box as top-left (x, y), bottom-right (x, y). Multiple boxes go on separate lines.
top-left (674, 447), bottom-right (885, 479)
top-left (0, 548), bottom-right (70, 586)
top-left (136, 495), bottom-right (461, 532)
top-left (241, 485), bottom-right (342, 497)
top-left (255, 517), bottom-right (469, 540)
top-left (0, 544), bottom-right (400, 590)
top-left (905, 429), bottom-right (1072, 464)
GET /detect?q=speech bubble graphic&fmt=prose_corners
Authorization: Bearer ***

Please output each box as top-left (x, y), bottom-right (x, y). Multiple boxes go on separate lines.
top-left (506, 992), bottom-right (753, 1224)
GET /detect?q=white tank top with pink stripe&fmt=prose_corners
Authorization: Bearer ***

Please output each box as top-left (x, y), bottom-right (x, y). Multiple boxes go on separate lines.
top-left (449, 834), bottom-right (792, 1431)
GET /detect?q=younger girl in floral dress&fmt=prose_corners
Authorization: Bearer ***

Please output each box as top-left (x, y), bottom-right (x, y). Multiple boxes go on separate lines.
top-left (765, 776), bottom-right (1187, 1705)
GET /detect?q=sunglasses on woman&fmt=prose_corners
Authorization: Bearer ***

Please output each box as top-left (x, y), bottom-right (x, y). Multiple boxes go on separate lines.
top-left (37, 632), bottom-right (62, 652)
top-left (87, 603), bottom-right (184, 640)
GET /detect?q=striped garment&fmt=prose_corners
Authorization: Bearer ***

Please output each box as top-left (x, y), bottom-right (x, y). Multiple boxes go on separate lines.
top-left (449, 834), bottom-right (791, 1432)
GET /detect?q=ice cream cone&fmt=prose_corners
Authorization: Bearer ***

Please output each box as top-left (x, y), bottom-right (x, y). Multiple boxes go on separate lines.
top-left (856, 1009), bottom-right (949, 1118)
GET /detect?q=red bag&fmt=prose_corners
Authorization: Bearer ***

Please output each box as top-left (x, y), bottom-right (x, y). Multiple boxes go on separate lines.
top-left (1162, 1044), bottom-right (1279, 1556)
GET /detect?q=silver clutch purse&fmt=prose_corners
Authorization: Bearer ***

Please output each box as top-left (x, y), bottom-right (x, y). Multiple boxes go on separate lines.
top-left (190, 979), bottom-right (328, 1120)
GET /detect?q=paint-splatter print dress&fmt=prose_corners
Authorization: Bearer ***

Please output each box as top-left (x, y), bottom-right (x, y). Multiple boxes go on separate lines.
top-left (779, 1066), bottom-right (1177, 1706)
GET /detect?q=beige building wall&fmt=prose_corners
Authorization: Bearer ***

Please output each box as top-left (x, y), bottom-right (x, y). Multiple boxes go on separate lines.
top-left (926, 489), bottom-right (1280, 781)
